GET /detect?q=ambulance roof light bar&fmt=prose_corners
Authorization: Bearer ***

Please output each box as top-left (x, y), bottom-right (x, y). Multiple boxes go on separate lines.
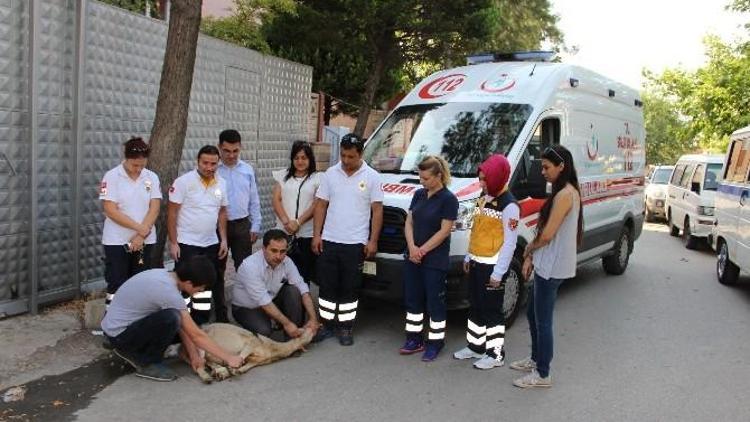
top-left (467, 50), bottom-right (556, 65)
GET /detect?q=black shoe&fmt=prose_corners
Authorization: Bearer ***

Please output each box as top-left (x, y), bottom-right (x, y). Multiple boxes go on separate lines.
top-left (135, 363), bottom-right (177, 382)
top-left (312, 325), bottom-right (336, 343)
top-left (102, 338), bottom-right (113, 350)
top-left (338, 327), bottom-right (354, 346)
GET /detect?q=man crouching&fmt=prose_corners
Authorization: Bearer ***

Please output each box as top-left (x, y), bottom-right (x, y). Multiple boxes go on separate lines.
top-left (102, 255), bottom-right (243, 381)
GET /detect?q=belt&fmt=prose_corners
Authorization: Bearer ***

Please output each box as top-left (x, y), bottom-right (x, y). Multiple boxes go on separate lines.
top-left (228, 217), bottom-right (249, 223)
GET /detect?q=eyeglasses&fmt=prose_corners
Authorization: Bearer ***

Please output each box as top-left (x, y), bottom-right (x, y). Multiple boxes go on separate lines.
top-left (544, 147), bottom-right (564, 163)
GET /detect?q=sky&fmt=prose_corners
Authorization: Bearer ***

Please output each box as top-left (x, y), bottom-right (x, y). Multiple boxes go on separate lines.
top-left (551, 0), bottom-right (749, 89)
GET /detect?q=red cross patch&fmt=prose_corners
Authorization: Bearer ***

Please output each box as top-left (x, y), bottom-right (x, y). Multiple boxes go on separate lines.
top-left (508, 218), bottom-right (518, 231)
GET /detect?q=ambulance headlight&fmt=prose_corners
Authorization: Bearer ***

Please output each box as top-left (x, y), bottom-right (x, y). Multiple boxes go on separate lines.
top-left (453, 200), bottom-right (476, 231)
top-left (697, 206), bottom-right (714, 216)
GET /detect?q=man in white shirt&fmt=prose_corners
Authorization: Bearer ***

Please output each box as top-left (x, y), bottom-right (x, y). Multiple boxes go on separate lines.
top-left (168, 145), bottom-right (229, 324)
top-left (99, 137), bottom-right (161, 308)
top-left (217, 129), bottom-right (262, 273)
top-left (232, 229), bottom-right (320, 339)
top-left (312, 133), bottom-right (384, 346)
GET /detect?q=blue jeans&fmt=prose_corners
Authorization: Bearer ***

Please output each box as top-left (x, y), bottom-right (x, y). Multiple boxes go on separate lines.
top-left (527, 273), bottom-right (564, 378)
top-left (403, 261), bottom-right (447, 345)
top-left (107, 309), bottom-right (181, 365)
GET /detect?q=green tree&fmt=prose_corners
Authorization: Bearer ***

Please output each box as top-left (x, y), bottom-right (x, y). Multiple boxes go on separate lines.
top-left (265, 0), bottom-right (562, 136)
top-left (641, 93), bottom-right (691, 165)
top-left (645, 35), bottom-right (750, 153)
top-left (97, 0), bottom-right (161, 18)
top-left (201, 0), bottom-right (296, 53)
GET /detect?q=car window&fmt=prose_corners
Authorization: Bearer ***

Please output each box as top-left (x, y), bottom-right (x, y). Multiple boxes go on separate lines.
top-left (692, 164), bottom-right (704, 184)
top-left (651, 168), bottom-right (672, 184)
top-left (704, 163), bottom-right (722, 190)
top-left (725, 139), bottom-right (750, 183)
top-left (679, 164), bottom-right (695, 188)
top-left (670, 164), bottom-right (685, 185)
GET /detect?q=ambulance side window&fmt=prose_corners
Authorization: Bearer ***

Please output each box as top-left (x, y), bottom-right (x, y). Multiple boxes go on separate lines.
top-left (725, 140), bottom-right (750, 183)
top-left (511, 118), bottom-right (560, 199)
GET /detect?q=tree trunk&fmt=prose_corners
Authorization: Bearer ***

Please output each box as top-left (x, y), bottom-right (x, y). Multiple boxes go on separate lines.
top-left (353, 52), bottom-right (386, 138)
top-left (147, 0), bottom-right (202, 266)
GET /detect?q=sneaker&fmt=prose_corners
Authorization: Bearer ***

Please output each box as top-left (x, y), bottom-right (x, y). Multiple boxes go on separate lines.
top-left (112, 348), bottom-right (142, 371)
top-left (453, 346), bottom-right (484, 360)
top-left (135, 363), bottom-right (177, 382)
top-left (510, 356), bottom-right (537, 372)
top-left (338, 327), bottom-right (354, 346)
top-left (473, 354), bottom-right (505, 370)
top-left (399, 338), bottom-right (425, 355)
top-left (102, 338), bottom-right (113, 350)
top-left (312, 325), bottom-right (336, 343)
top-left (513, 370), bottom-right (552, 388)
top-left (421, 343), bottom-right (443, 362)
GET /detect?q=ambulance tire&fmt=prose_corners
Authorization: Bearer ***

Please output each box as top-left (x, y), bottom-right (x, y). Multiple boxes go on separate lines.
top-left (502, 257), bottom-right (526, 328)
top-left (602, 226), bottom-right (631, 275)
top-left (716, 240), bottom-right (740, 286)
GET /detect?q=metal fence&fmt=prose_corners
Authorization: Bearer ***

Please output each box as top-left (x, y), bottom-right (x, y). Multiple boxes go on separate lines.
top-left (0, 0), bottom-right (312, 317)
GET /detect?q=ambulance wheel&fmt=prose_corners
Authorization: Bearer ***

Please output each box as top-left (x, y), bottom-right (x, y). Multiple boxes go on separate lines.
top-left (668, 210), bottom-right (680, 237)
top-left (502, 257), bottom-right (525, 327)
top-left (716, 240), bottom-right (739, 285)
top-left (683, 217), bottom-right (699, 250)
top-left (603, 226), bottom-right (631, 275)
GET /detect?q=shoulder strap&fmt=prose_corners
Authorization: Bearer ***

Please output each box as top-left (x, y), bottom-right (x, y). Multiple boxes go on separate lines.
top-left (294, 175), bottom-right (310, 219)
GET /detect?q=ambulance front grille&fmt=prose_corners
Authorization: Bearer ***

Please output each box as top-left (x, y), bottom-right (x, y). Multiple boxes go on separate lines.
top-left (378, 206), bottom-right (407, 254)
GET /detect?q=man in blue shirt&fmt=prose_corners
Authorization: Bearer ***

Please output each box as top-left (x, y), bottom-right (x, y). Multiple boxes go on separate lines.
top-left (217, 129), bottom-right (262, 268)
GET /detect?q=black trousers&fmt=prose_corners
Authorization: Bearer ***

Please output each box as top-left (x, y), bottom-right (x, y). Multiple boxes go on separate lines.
top-left (104, 244), bottom-right (154, 294)
top-left (232, 284), bottom-right (304, 338)
top-left (466, 261), bottom-right (506, 358)
top-left (288, 237), bottom-right (317, 284)
top-left (107, 308), bottom-right (181, 365)
top-left (219, 217), bottom-right (254, 273)
top-left (316, 241), bottom-right (364, 329)
top-left (178, 243), bottom-right (224, 324)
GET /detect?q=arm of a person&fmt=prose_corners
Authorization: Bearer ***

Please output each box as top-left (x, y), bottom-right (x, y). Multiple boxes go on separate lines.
top-left (179, 309), bottom-right (241, 367)
top-left (102, 201), bottom-right (144, 232)
top-left (418, 219), bottom-right (454, 254)
top-left (167, 201), bottom-right (180, 245)
top-left (297, 190), bottom-right (318, 226)
top-left (369, 202), bottom-right (383, 244)
top-left (525, 190), bottom-right (573, 257)
top-left (261, 302), bottom-right (294, 326)
top-left (218, 206), bottom-right (228, 243)
top-left (301, 292), bottom-right (318, 328)
top-left (491, 203), bottom-right (520, 281)
top-left (248, 169), bottom-right (262, 233)
top-left (272, 183), bottom-right (291, 225)
top-left (141, 198), bottom-right (161, 230)
top-left (404, 211), bottom-right (416, 250)
top-left (313, 199), bottom-right (328, 239)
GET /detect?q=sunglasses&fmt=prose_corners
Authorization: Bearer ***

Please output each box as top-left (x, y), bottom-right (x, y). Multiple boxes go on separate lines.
top-left (544, 147), bottom-right (564, 163)
top-left (126, 146), bottom-right (149, 154)
top-left (340, 134), bottom-right (363, 145)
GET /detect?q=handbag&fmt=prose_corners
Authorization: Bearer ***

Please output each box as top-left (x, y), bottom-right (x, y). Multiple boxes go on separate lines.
top-left (286, 174), bottom-right (310, 255)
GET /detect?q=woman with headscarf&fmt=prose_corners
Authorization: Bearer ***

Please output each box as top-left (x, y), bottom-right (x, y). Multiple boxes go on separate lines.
top-left (452, 154), bottom-right (520, 370)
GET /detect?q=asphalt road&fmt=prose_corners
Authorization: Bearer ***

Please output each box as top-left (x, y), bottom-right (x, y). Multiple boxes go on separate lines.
top-left (62, 223), bottom-right (750, 421)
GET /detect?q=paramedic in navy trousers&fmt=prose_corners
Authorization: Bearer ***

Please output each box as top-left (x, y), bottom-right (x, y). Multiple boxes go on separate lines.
top-left (398, 155), bottom-right (458, 362)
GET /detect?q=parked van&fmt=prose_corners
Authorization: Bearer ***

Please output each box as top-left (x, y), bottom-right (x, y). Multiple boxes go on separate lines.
top-left (713, 126), bottom-right (750, 284)
top-left (360, 52), bottom-right (646, 325)
top-left (665, 154), bottom-right (724, 249)
top-left (645, 165), bottom-right (674, 222)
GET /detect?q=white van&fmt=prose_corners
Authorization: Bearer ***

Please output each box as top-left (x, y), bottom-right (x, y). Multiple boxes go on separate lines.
top-left (713, 126), bottom-right (750, 284)
top-left (359, 52), bottom-right (646, 325)
top-left (665, 154), bottom-right (724, 249)
top-left (645, 165), bottom-right (674, 222)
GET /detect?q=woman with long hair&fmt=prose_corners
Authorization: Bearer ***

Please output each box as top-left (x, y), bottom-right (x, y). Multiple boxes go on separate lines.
top-left (398, 155), bottom-right (458, 362)
top-left (272, 140), bottom-right (320, 284)
top-left (512, 145), bottom-right (583, 388)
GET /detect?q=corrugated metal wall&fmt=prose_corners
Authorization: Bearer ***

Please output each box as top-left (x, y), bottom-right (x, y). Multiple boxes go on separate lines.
top-left (0, 0), bottom-right (312, 316)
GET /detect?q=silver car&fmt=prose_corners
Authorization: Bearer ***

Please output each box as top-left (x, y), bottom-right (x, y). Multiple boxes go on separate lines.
top-left (645, 165), bottom-right (674, 222)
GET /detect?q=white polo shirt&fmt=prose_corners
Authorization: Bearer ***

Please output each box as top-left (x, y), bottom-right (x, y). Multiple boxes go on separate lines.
top-left (169, 170), bottom-right (228, 247)
top-left (100, 164), bottom-right (162, 245)
top-left (316, 161), bottom-right (383, 245)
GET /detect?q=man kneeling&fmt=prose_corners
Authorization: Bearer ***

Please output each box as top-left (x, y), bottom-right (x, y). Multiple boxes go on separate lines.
top-left (232, 229), bottom-right (320, 339)
top-left (102, 255), bottom-right (243, 381)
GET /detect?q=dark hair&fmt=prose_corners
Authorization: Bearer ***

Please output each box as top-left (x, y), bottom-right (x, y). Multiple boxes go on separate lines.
top-left (219, 129), bottom-right (241, 144)
top-left (123, 137), bottom-right (149, 159)
top-left (197, 145), bottom-right (220, 160)
top-left (340, 133), bottom-right (364, 153)
top-left (285, 140), bottom-right (316, 181)
top-left (175, 255), bottom-right (216, 288)
top-left (263, 229), bottom-right (289, 247)
top-left (537, 145), bottom-right (584, 246)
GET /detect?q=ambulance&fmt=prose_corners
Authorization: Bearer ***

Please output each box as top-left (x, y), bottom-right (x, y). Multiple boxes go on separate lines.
top-left (361, 51), bottom-right (646, 325)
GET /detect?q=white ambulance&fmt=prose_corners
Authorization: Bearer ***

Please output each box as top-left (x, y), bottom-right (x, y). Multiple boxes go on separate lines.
top-left (713, 126), bottom-right (750, 285)
top-left (361, 52), bottom-right (646, 325)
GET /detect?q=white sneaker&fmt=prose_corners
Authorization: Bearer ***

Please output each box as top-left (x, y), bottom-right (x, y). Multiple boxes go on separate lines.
top-left (473, 354), bottom-right (505, 370)
top-left (510, 356), bottom-right (536, 372)
top-left (453, 346), bottom-right (484, 360)
top-left (513, 370), bottom-right (552, 388)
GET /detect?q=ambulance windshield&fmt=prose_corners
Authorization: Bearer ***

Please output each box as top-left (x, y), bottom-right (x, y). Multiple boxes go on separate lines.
top-left (363, 102), bottom-right (533, 177)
